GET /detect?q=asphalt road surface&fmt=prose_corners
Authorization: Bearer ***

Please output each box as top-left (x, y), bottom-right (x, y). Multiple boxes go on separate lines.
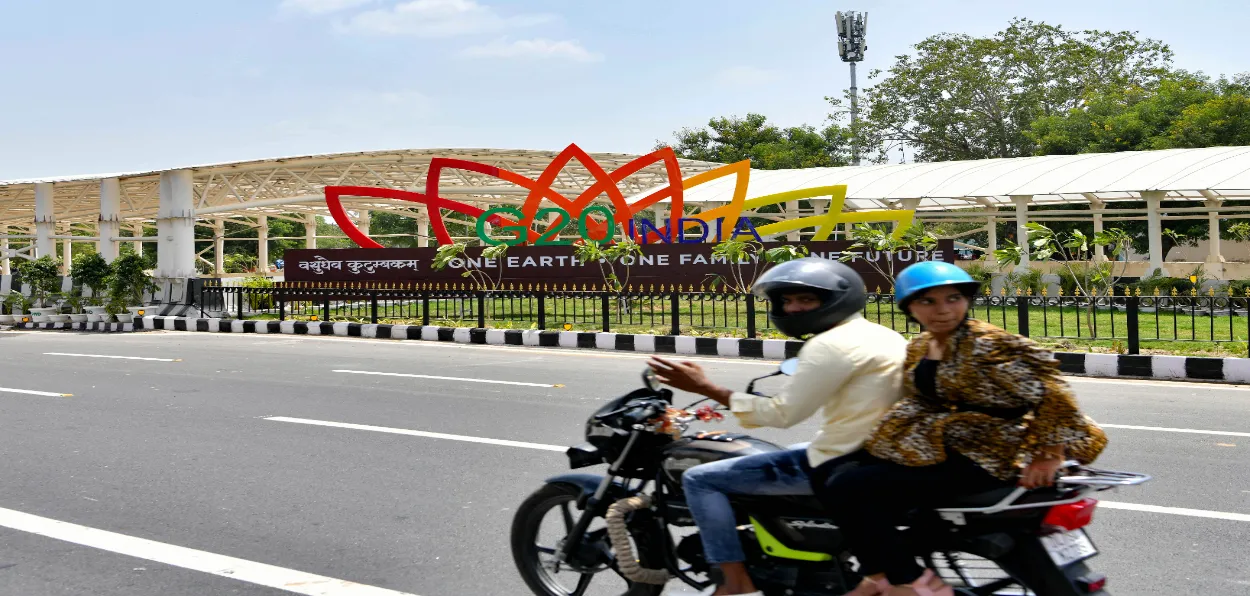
top-left (0, 329), bottom-right (1247, 595)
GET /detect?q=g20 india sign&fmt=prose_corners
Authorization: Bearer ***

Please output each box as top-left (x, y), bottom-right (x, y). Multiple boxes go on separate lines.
top-left (284, 143), bottom-right (950, 286)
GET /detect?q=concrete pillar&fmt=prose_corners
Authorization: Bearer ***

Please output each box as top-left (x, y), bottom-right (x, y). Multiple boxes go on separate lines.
top-left (1205, 198), bottom-right (1224, 264)
top-left (0, 225), bottom-right (8, 275)
top-left (417, 214), bottom-right (429, 248)
top-left (156, 169), bottom-right (198, 278)
top-left (786, 200), bottom-right (800, 241)
top-left (34, 182), bottom-right (56, 258)
top-left (357, 210), bottom-right (370, 237)
top-left (304, 213), bottom-right (318, 249)
top-left (213, 219), bottom-right (225, 275)
top-left (98, 177), bottom-right (121, 263)
top-left (985, 208), bottom-right (998, 264)
top-left (257, 215), bottom-right (270, 274)
top-left (131, 223), bottom-right (144, 256)
top-left (1142, 191), bottom-right (1168, 277)
top-left (1010, 195), bottom-right (1031, 270)
top-left (897, 199), bottom-right (922, 233)
top-left (60, 226), bottom-right (72, 274)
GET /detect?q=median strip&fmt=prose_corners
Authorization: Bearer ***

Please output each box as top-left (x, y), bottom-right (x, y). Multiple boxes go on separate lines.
top-left (332, 369), bottom-right (561, 388)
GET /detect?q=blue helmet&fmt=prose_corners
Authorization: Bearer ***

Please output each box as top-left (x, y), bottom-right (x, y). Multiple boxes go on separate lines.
top-left (894, 261), bottom-right (980, 312)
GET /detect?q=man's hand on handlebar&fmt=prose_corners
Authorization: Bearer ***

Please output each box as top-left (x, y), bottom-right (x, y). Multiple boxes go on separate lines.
top-left (648, 357), bottom-right (734, 406)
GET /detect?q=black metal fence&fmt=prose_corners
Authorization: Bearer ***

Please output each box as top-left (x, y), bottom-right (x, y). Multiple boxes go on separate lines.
top-left (196, 282), bottom-right (1250, 355)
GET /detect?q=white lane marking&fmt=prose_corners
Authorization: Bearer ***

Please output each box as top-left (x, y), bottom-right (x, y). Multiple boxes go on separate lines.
top-left (1068, 377), bottom-right (1249, 391)
top-left (0, 386), bottom-right (72, 397)
top-left (1099, 501), bottom-right (1250, 523)
top-left (333, 369), bottom-right (561, 388)
top-left (265, 416), bottom-right (566, 452)
top-left (1100, 423), bottom-right (1250, 438)
top-left (141, 330), bottom-right (781, 366)
top-left (0, 505), bottom-right (420, 595)
top-left (274, 416), bottom-right (1250, 524)
top-left (44, 352), bottom-right (181, 362)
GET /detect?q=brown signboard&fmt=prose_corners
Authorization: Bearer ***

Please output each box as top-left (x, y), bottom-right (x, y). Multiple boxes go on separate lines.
top-left (284, 241), bottom-right (954, 290)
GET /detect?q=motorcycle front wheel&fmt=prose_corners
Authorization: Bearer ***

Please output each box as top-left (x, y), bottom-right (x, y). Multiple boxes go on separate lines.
top-left (511, 482), bottom-right (666, 596)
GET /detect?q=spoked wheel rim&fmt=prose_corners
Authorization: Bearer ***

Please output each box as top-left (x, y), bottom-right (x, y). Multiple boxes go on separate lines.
top-left (519, 490), bottom-right (638, 596)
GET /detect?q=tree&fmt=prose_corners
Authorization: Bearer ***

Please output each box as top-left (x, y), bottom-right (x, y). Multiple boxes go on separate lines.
top-left (15, 256), bottom-right (62, 308)
top-left (69, 252), bottom-right (111, 305)
top-left (839, 224), bottom-right (938, 290)
top-left (660, 113), bottom-right (853, 169)
top-left (705, 239), bottom-right (809, 293)
top-left (996, 222), bottom-right (1133, 336)
top-left (431, 243), bottom-right (509, 291)
top-left (1028, 71), bottom-right (1250, 154)
top-left (834, 18), bottom-right (1173, 161)
top-left (573, 238), bottom-right (644, 292)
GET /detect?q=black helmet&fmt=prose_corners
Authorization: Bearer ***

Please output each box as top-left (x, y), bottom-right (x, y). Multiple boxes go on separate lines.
top-left (751, 258), bottom-right (867, 338)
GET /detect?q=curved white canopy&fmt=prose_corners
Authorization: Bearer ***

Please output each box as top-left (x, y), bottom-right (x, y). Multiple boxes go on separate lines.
top-left (671, 145), bottom-right (1250, 211)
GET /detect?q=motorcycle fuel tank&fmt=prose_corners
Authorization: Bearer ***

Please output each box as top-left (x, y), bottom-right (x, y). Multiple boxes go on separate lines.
top-left (660, 434), bottom-right (783, 488)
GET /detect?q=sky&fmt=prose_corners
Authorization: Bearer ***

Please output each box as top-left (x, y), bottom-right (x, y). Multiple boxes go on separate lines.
top-left (2, 0), bottom-right (1249, 180)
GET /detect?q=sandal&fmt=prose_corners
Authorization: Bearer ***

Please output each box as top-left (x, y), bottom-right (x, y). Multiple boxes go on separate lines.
top-left (886, 569), bottom-right (953, 596)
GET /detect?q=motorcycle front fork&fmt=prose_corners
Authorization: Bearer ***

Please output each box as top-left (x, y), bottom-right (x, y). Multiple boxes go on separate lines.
top-left (554, 430), bottom-right (643, 566)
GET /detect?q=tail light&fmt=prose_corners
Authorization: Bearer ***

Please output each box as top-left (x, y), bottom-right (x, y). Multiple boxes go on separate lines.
top-left (1075, 573), bottom-right (1107, 593)
top-left (1043, 498), bottom-right (1098, 531)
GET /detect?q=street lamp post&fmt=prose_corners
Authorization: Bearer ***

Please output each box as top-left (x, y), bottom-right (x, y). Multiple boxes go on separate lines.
top-left (836, 10), bottom-right (868, 166)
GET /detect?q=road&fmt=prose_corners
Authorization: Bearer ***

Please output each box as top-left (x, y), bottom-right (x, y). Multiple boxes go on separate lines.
top-left (0, 329), bottom-right (1247, 595)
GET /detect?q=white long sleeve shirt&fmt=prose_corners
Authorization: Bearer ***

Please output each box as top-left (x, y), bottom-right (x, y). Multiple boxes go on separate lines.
top-left (730, 315), bottom-right (908, 468)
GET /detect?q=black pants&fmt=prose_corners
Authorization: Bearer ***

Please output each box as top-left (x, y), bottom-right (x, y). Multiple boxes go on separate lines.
top-left (810, 450), bottom-right (1009, 585)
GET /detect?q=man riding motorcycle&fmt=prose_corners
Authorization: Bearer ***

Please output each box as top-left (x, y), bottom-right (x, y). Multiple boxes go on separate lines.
top-left (649, 258), bottom-right (907, 596)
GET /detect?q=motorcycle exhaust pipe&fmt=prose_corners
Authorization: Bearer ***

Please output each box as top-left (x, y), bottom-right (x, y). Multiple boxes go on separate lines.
top-left (605, 495), bottom-right (670, 585)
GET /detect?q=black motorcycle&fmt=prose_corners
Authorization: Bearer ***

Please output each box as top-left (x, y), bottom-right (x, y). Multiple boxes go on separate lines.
top-left (511, 361), bottom-right (1149, 596)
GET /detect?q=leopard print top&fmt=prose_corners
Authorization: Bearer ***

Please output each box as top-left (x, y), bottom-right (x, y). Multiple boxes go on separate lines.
top-left (863, 318), bottom-right (1108, 481)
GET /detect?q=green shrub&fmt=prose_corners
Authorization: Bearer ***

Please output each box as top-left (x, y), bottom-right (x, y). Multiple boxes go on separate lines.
top-left (15, 256), bottom-right (62, 307)
top-left (962, 261), bottom-right (994, 286)
top-left (70, 252), bottom-right (112, 303)
top-left (242, 275), bottom-right (275, 310)
top-left (1004, 267), bottom-right (1043, 294)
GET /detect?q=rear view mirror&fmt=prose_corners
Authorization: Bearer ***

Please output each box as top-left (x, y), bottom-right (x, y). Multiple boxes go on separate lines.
top-left (779, 358), bottom-right (800, 376)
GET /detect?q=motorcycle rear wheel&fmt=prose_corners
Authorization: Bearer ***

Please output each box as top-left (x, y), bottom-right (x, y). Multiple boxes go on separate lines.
top-left (511, 482), bottom-right (666, 596)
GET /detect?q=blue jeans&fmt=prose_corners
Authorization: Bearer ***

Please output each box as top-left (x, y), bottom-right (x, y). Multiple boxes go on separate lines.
top-left (682, 446), bottom-right (814, 564)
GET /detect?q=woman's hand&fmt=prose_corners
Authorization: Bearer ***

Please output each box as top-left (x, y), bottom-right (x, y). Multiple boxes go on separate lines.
top-left (1019, 448), bottom-right (1065, 489)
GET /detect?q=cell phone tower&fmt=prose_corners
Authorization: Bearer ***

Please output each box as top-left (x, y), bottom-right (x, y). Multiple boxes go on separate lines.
top-left (836, 11), bottom-right (867, 165)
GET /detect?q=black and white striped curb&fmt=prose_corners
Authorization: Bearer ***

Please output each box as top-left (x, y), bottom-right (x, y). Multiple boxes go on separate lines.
top-left (10, 316), bottom-right (1248, 384)
top-left (11, 321), bottom-right (139, 332)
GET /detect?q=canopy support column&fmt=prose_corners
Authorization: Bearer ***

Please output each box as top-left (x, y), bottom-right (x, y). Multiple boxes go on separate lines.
top-left (1142, 191), bottom-right (1169, 277)
top-left (257, 215), bottom-right (270, 274)
top-left (985, 207), bottom-right (998, 265)
top-left (60, 223), bottom-right (72, 274)
top-left (34, 182), bottom-right (55, 259)
top-left (157, 170), bottom-right (198, 279)
top-left (304, 213), bottom-right (318, 249)
top-left (0, 226), bottom-right (8, 275)
top-left (786, 200), bottom-right (800, 241)
top-left (213, 219), bottom-right (225, 276)
top-left (99, 177), bottom-right (121, 263)
top-left (1081, 194), bottom-right (1106, 262)
top-left (417, 213), bottom-right (429, 247)
top-left (131, 223), bottom-right (144, 256)
top-left (1010, 195), bottom-right (1031, 271)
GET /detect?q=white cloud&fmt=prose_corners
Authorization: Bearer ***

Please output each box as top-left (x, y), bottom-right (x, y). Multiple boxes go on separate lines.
top-left (461, 38), bottom-right (602, 63)
top-left (714, 66), bottom-right (781, 87)
top-left (341, 0), bottom-right (552, 37)
top-left (279, 0), bottom-right (377, 16)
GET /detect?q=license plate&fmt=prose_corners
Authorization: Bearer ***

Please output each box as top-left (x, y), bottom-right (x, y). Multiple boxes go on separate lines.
top-left (1041, 529), bottom-right (1098, 566)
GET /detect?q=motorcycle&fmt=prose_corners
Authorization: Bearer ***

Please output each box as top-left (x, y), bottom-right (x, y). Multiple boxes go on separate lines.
top-left (510, 360), bottom-right (1149, 595)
